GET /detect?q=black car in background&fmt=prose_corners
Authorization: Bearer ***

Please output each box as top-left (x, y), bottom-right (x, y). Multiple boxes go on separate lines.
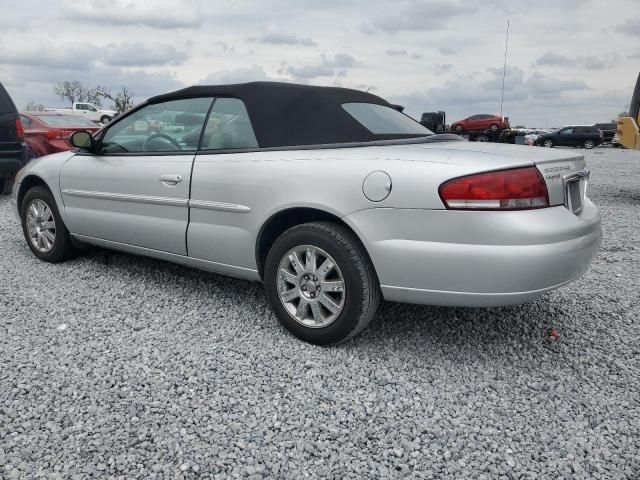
top-left (593, 123), bottom-right (617, 143)
top-left (534, 125), bottom-right (603, 149)
top-left (0, 82), bottom-right (29, 194)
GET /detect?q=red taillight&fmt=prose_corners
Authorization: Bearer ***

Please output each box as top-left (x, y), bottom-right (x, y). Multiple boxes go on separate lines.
top-left (439, 167), bottom-right (549, 210)
top-left (45, 130), bottom-right (71, 140)
top-left (15, 118), bottom-right (24, 140)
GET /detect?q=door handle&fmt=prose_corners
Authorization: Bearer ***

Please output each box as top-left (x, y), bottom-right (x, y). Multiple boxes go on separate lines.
top-left (159, 174), bottom-right (183, 185)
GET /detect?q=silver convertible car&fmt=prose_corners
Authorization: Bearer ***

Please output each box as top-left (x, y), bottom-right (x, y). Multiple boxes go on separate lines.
top-left (12, 82), bottom-right (601, 344)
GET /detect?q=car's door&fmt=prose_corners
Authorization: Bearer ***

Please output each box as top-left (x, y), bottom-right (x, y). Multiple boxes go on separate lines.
top-left (60, 97), bottom-right (214, 255)
top-left (74, 103), bottom-right (92, 120)
top-left (556, 128), bottom-right (573, 146)
top-left (84, 103), bottom-right (99, 122)
top-left (464, 115), bottom-right (481, 130)
top-left (188, 97), bottom-right (261, 272)
top-left (475, 115), bottom-right (491, 130)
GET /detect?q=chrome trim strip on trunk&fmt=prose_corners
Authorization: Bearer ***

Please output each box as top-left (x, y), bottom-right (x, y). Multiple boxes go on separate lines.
top-left (188, 199), bottom-right (251, 213)
top-left (562, 169), bottom-right (589, 215)
top-left (61, 189), bottom-right (188, 207)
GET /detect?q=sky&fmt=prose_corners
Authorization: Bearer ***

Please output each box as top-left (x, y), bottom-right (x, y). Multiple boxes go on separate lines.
top-left (0, 0), bottom-right (638, 127)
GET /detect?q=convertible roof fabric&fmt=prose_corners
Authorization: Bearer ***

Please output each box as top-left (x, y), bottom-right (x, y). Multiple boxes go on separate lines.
top-left (147, 82), bottom-right (415, 148)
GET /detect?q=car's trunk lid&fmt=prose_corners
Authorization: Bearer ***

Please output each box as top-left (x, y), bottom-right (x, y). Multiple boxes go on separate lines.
top-left (391, 141), bottom-right (589, 213)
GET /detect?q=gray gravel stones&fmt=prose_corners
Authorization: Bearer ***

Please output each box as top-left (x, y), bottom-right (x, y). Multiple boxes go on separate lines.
top-left (1, 147), bottom-right (640, 479)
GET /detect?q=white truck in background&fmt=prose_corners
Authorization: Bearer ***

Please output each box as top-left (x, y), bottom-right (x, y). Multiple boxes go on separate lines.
top-left (45, 102), bottom-right (117, 124)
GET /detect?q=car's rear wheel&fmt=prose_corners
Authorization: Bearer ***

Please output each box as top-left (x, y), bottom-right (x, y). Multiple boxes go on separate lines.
top-left (584, 139), bottom-right (595, 149)
top-left (100, 115), bottom-right (111, 124)
top-left (454, 124), bottom-right (464, 132)
top-left (20, 186), bottom-right (76, 262)
top-left (264, 221), bottom-right (380, 345)
top-left (489, 123), bottom-right (499, 132)
top-left (543, 139), bottom-right (554, 148)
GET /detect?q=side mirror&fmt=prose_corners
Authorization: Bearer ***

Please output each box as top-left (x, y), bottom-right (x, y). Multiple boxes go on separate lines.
top-left (70, 130), bottom-right (94, 151)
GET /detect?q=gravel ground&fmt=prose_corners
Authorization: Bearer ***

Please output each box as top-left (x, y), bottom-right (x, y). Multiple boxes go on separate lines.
top-left (1, 147), bottom-right (639, 479)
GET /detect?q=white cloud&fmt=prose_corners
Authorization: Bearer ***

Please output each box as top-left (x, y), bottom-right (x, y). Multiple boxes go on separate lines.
top-left (534, 51), bottom-right (607, 70)
top-left (199, 66), bottom-right (274, 84)
top-left (248, 33), bottom-right (316, 46)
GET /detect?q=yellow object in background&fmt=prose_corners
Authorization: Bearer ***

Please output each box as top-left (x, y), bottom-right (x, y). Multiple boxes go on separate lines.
top-left (616, 72), bottom-right (640, 149)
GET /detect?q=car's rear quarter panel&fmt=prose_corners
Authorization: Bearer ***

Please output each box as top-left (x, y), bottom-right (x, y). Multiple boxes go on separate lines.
top-left (188, 143), bottom-right (542, 272)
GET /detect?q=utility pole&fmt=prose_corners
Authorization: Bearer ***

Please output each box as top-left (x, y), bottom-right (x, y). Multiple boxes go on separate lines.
top-left (499, 20), bottom-right (510, 121)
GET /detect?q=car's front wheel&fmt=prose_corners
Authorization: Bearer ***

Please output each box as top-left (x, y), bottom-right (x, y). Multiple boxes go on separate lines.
top-left (20, 186), bottom-right (76, 262)
top-left (264, 222), bottom-right (380, 345)
top-left (543, 139), bottom-right (554, 148)
top-left (100, 115), bottom-right (112, 124)
top-left (454, 124), bottom-right (464, 132)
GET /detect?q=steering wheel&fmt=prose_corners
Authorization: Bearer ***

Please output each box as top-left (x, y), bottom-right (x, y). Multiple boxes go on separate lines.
top-left (142, 133), bottom-right (182, 152)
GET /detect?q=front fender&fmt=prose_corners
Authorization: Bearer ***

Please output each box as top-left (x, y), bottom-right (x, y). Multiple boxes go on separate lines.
top-left (13, 151), bottom-right (77, 223)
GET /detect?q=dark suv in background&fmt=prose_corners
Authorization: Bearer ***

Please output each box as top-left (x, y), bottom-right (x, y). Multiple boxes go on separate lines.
top-left (1, 82), bottom-right (29, 194)
top-left (534, 125), bottom-right (603, 149)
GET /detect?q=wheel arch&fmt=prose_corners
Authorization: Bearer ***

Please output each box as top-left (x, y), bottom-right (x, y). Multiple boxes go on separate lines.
top-left (17, 174), bottom-right (52, 214)
top-left (255, 206), bottom-right (375, 281)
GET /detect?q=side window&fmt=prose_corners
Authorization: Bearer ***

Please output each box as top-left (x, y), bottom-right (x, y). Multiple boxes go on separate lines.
top-left (99, 97), bottom-right (213, 154)
top-left (560, 128), bottom-right (573, 135)
top-left (76, 104), bottom-right (87, 110)
top-left (20, 115), bottom-right (31, 127)
top-left (200, 97), bottom-right (258, 150)
top-left (86, 104), bottom-right (97, 112)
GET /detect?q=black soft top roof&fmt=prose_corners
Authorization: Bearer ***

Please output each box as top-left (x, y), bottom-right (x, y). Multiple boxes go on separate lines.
top-left (147, 81), bottom-right (424, 148)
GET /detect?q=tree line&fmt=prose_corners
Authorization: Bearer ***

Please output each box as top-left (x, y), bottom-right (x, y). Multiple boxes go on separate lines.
top-left (25, 81), bottom-right (135, 114)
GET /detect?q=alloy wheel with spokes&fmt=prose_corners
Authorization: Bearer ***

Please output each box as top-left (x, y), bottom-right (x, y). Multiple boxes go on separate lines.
top-left (543, 139), bottom-right (554, 148)
top-left (25, 199), bottom-right (56, 253)
top-left (584, 140), bottom-right (594, 149)
top-left (277, 245), bottom-right (346, 328)
top-left (20, 186), bottom-right (76, 263)
top-left (264, 221), bottom-right (380, 344)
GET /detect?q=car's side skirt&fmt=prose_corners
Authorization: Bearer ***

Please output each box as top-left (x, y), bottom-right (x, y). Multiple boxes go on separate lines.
top-left (71, 234), bottom-right (261, 281)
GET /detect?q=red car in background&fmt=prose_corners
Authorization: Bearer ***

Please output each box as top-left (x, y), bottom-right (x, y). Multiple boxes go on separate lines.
top-left (19, 113), bottom-right (100, 158)
top-left (450, 114), bottom-right (510, 133)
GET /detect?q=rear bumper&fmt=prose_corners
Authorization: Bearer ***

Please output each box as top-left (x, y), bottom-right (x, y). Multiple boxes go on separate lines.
top-left (344, 201), bottom-right (602, 307)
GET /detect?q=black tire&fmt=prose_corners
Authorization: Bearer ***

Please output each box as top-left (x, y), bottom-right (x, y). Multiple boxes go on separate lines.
top-left (100, 115), bottom-right (111, 124)
top-left (20, 186), bottom-right (76, 262)
top-left (0, 176), bottom-right (13, 195)
top-left (476, 135), bottom-right (489, 142)
top-left (543, 139), bottom-right (554, 148)
top-left (454, 124), bottom-right (464, 132)
top-left (264, 221), bottom-right (380, 345)
top-left (584, 139), bottom-right (595, 149)
top-left (489, 123), bottom-right (499, 132)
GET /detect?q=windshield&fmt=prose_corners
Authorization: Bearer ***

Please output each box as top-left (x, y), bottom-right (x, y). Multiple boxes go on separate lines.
top-left (38, 115), bottom-right (98, 127)
top-left (342, 103), bottom-right (433, 136)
